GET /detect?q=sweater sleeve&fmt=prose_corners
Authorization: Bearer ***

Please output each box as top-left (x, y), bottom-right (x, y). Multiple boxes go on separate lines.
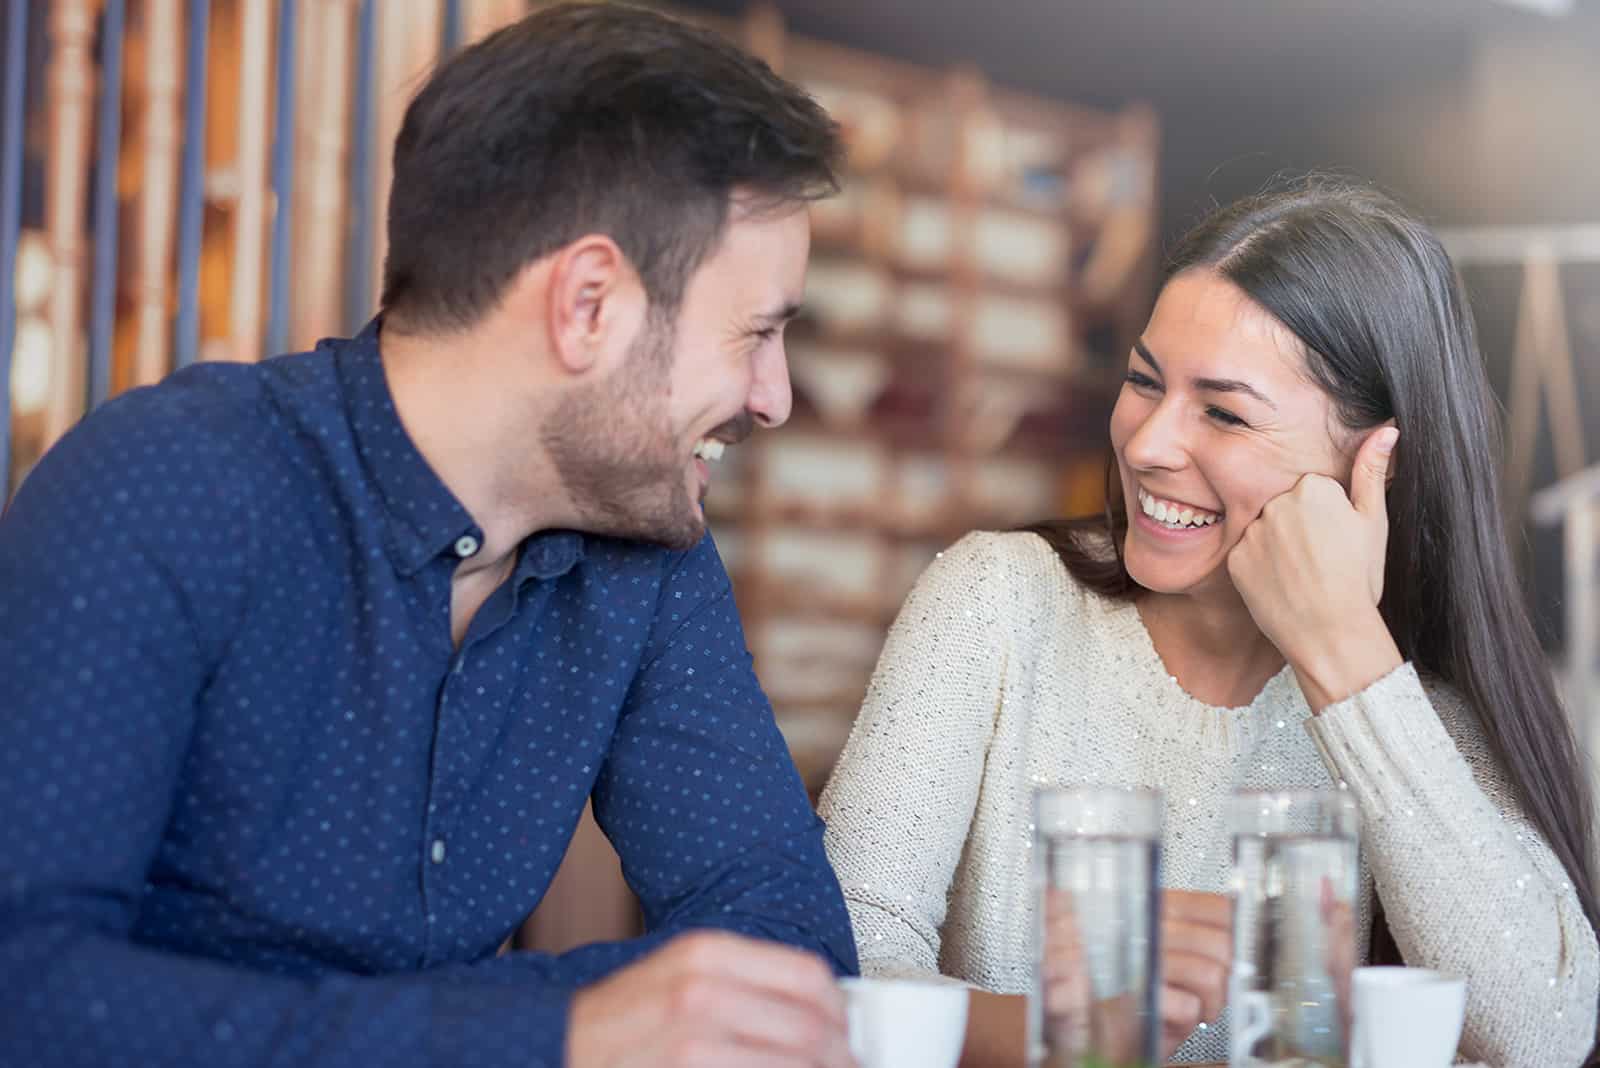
top-left (1304, 663), bottom-right (1598, 1068)
top-left (818, 532), bottom-right (1014, 981)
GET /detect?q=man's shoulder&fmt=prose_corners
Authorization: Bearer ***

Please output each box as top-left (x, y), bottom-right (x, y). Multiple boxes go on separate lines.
top-left (568, 533), bottom-right (742, 651)
top-left (6, 350), bottom-right (339, 535)
top-left (75, 359), bottom-right (279, 454)
top-left (581, 530), bottom-right (732, 593)
top-left (62, 347), bottom-right (337, 465)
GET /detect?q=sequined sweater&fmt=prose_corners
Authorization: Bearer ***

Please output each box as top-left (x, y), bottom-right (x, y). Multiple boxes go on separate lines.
top-left (819, 531), bottom-right (1598, 1067)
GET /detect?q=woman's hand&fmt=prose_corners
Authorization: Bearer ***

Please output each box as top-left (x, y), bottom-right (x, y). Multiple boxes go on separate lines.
top-left (1040, 891), bottom-right (1141, 1066)
top-left (1160, 889), bottom-right (1233, 1059)
top-left (1227, 426), bottom-right (1404, 712)
top-left (1322, 877), bottom-right (1358, 1045)
top-left (1040, 890), bottom-right (1094, 1059)
top-left (1044, 888), bottom-right (1234, 1062)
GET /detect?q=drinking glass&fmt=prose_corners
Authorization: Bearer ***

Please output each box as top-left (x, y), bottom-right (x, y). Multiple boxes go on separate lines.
top-left (1032, 786), bottom-right (1163, 1068)
top-left (1228, 789), bottom-right (1360, 1068)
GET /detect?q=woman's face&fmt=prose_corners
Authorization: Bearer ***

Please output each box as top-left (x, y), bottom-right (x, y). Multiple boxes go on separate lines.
top-left (1109, 268), bottom-right (1358, 600)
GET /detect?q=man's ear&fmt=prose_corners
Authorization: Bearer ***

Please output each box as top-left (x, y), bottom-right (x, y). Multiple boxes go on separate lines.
top-left (543, 235), bottom-right (644, 377)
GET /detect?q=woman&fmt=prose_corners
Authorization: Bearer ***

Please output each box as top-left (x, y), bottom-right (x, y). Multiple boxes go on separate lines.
top-left (819, 178), bottom-right (1600, 1067)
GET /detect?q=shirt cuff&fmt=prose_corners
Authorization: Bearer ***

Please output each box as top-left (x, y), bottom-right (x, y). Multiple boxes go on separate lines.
top-left (432, 974), bottom-right (573, 1068)
top-left (1302, 661), bottom-right (1466, 819)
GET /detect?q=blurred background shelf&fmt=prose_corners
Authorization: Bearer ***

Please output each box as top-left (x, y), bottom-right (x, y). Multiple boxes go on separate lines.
top-left (674, 2), bottom-right (1159, 793)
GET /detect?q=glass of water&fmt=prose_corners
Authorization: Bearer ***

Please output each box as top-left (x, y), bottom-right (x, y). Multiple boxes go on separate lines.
top-left (1032, 786), bottom-right (1163, 1068)
top-left (1228, 789), bottom-right (1360, 1068)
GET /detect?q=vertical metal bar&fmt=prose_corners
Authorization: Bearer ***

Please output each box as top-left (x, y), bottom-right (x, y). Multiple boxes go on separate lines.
top-left (174, 0), bottom-right (210, 368)
top-left (0, 0), bottom-right (29, 500)
top-left (442, 0), bottom-right (463, 53)
top-left (264, 0), bottom-right (297, 357)
top-left (343, 0), bottom-right (375, 333)
top-left (88, 0), bottom-right (126, 409)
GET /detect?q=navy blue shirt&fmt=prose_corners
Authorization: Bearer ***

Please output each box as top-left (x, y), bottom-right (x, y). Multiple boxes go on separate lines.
top-left (0, 326), bottom-right (857, 1067)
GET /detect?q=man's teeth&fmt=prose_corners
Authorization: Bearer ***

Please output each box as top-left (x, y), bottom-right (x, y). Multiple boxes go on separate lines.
top-left (1138, 488), bottom-right (1221, 529)
top-left (693, 438), bottom-right (725, 462)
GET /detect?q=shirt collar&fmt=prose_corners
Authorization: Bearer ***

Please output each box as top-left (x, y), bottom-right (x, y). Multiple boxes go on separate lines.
top-left (336, 319), bottom-right (480, 576)
top-left (512, 529), bottom-right (586, 586)
top-left (336, 319), bottom-right (588, 583)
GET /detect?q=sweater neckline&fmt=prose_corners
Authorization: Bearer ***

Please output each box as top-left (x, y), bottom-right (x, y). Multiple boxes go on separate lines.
top-left (1113, 594), bottom-right (1299, 716)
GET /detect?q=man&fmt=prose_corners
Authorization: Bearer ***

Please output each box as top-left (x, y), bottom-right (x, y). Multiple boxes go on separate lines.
top-left (0, 5), bottom-right (859, 1066)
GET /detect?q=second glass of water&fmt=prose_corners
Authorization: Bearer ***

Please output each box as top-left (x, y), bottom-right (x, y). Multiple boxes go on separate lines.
top-left (1228, 789), bottom-right (1360, 1068)
top-left (1032, 786), bottom-right (1162, 1068)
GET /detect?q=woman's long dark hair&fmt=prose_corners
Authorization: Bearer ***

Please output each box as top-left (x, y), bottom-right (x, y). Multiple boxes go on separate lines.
top-left (1031, 177), bottom-right (1598, 1052)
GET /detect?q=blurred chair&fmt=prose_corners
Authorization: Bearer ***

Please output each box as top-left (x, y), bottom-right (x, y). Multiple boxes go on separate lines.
top-left (515, 802), bottom-right (641, 954)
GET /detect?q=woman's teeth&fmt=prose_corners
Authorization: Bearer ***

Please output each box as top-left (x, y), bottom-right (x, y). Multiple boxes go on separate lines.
top-left (1138, 488), bottom-right (1221, 529)
top-left (693, 438), bottom-right (725, 462)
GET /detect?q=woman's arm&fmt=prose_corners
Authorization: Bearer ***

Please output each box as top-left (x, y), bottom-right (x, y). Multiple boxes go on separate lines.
top-left (1306, 665), bottom-right (1599, 1068)
top-left (1223, 433), bottom-right (1596, 1063)
top-left (819, 532), bottom-right (1015, 979)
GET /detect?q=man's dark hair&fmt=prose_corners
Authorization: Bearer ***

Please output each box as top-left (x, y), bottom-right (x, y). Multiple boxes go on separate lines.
top-left (380, 2), bottom-right (843, 334)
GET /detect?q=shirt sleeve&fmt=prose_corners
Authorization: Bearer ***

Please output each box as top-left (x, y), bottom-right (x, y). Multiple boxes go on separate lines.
top-left (0, 392), bottom-right (574, 1068)
top-left (1305, 663), bottom-right (1599, 1068)
top-left (816, 532), bottom-right (1013, 981)
top-left (583, 531), bottom-right (859, 981)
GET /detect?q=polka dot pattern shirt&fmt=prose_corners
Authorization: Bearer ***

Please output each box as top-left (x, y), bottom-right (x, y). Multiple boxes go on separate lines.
top-left (0, 324), bottom-right (858, 1067)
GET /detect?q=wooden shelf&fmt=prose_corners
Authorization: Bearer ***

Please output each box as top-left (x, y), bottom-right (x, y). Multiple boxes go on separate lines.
top-left (712, 491), bottom-right (1087, 548)
top-left (729, 572), bottom-right (898, 627)
top-left (886, 166), bottom-right (1072, 220)
top-left (881, 260), bottom-right (1073, 302)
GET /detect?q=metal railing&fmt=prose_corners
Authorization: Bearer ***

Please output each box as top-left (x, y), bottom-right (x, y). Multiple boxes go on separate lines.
top-left (0, 0), bottom-right (522, 502)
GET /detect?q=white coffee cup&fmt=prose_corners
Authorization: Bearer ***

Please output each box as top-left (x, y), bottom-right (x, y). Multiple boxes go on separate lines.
top-left (839, 976), bottom-right (968, 1068)
top-left (1351, 966), bottom-right (1466, 1068)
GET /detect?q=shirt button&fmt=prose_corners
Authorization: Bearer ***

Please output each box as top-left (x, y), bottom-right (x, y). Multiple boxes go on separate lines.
top-left (430, 839), bottom-right (447, 864)
top-left (454, 535), bottom-right (480, 558)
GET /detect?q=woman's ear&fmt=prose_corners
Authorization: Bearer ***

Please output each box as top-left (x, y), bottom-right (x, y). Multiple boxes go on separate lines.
top-left (1336, 417), bottom-right (1399, 491)
top-left (1375, 418), bottom-right (1398, 486)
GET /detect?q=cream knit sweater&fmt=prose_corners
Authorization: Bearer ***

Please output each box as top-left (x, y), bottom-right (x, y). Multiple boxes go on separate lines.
top-left (819, 531), bottom-right (1598, 1067)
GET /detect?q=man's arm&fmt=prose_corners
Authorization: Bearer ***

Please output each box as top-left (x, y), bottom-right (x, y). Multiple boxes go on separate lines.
top-left (0, 396), bottom-right (579, 1067)
top-left (585, 533), bottom-right (859, 978)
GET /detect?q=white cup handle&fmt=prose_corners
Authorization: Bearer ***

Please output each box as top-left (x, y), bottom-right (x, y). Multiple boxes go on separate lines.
top-left (1230, 990), bottom-right (1273, 1065)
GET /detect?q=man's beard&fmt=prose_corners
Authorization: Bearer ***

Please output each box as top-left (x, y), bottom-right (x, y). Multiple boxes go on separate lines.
top-left (539, 312), bottom-right (706, 551)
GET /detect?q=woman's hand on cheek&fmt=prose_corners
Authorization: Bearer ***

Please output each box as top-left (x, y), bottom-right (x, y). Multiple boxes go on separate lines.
top-left (1226, 427), bottom-right (1404, 712)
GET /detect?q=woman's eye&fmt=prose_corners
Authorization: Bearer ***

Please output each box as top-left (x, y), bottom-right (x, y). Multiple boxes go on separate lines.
top-left (1207, 406), bottom-right (1247, 428)
top-left (1125, 371), bottom-right (1159, 390)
